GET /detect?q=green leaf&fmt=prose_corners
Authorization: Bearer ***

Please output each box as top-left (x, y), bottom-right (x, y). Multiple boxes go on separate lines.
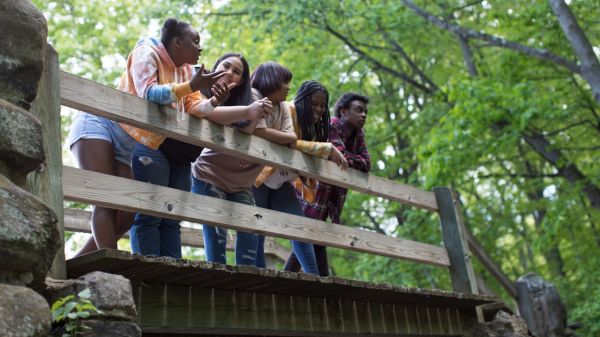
top-left (51, 307), bottom-right (64, 322)
top-left (63, 301), bottom-right (77, 315)
top-left (77, 288), bottom-right (92, 299)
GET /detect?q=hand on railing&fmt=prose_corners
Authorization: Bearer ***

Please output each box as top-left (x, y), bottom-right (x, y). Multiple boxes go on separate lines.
top-left (189, 63), bottom-right (226, 91)
top-left (329, 146), bottom-right (349, 171)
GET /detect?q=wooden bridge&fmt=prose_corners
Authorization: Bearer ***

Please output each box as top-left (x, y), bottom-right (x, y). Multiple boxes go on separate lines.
top-left (32, 47), bottom-right (514, 336)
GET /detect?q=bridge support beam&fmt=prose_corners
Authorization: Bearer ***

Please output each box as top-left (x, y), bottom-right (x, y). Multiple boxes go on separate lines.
top-left (134, 282), bottom-right (476, 336)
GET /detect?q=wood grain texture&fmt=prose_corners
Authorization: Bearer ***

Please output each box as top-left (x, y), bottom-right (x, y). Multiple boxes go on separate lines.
top-left (27, 46), bottom-right (66, 279)
top-left (59, 71), bottom-right (438, 212)
top-left (433, 187), bottom-right (478, 294)
top-left (132, 282), bottom-right (470, 335)
top-left (63, 208), bottom-right (290, 261)
top-left (63, 166), bottom-right (450, 267)
top-left (66, 249), bottom-right (495, 307)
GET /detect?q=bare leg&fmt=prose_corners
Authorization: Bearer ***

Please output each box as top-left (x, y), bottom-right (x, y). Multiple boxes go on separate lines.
top-left (71, 139), bottom-right (133, 256)
top-left (114, 161), bottom-right (135, 238)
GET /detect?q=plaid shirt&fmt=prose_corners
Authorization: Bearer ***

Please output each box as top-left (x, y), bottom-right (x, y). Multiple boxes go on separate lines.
top-left (302, 117), bottom-right (371, 223)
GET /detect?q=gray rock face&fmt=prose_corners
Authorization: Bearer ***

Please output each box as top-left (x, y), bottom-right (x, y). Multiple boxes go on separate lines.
top-left (80, 272), bottom-right (138, 320)
top-left (0, 283), bottom-right (51, 337)
top-left (0, 0), bottom-right (48, 109)
top-left (46, 272), bottom-right (137, 321)
top-left (79, 320), bottom-right (141, 337)
top-left (0, 100), bottom-right (45, 178)
top-left (466, 310), bottom-right (530, 337)
top-left (0, 173), bottom-right (59, 287)
top-left (516, 273), bottom-right (567, 337)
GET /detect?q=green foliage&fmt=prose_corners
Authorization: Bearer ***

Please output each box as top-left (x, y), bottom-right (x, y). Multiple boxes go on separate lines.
top-left (51, 288), bottom-right (103, 337)
top-left (571, 288), bottom-right (600, 335)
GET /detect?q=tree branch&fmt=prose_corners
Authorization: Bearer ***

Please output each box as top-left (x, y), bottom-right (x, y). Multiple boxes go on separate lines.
top-left (457, 33), bottom-right (479, 76)
top-left (364, 212), bottom-right (387, 235)
top-left (549, 0), bottom-right (600, 104)
top-left (544, 119), bottom-right (595, 136)
top-left (570, 75), bottom-right (600, 125)
top-left (553, 145), bottom-right (600, 152)
top-left (320, 20), bottom-right (435, 93)
top-left (402, 0), bottom-right (581, 74)
top-left (522, 130), bottom-right (600, 211)
top-left (477, 172), bottom-right (560, 179)
top-left (379, 29), bottom-right (440, 91)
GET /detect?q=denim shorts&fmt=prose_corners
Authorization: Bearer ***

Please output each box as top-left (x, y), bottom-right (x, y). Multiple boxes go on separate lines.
top-left (67, 112), bottom-right (137, 166)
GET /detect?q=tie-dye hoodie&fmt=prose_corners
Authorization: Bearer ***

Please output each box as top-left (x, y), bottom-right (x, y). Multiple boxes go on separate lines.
top-left (117, 37), bottom-right (206, 149)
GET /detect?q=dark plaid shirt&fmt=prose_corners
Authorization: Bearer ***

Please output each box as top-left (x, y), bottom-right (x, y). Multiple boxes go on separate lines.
top-left (302, 117), bottom-right (371, 223)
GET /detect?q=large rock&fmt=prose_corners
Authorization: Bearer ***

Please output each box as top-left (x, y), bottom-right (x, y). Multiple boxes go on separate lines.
top-left (45, 272), bottom-right (137, 321)
top-left (0, 0), bottom-right (48, 109)
top-left (79, 320), bottom-right (141, 337)
top-left (0, 283), bottom-right (51, 337)
top-left (516, 273), bottom-right (567, 337)
top-left (0, 100), bottom-right (45, 180)
top-left (0, 173), bottom-right (59, 287)
top-left (466, 310), bottom-right (529, 337)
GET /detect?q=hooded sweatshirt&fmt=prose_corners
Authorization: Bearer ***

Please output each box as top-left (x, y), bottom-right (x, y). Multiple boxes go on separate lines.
top-left (117, 37), bottom-right (207, 150)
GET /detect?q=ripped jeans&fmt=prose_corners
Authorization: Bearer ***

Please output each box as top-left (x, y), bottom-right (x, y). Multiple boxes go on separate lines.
top-left (191, 177), bottom-right (258, 266)
top-left (130, 143), bottom-right (191, 258)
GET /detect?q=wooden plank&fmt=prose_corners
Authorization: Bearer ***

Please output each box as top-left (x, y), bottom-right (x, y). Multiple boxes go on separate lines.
top-left (466, 229), bottom-right (517, 299)
top-left (63, 166), bottom-right (450, 267)
top-left (63, 208), bottom-right (290, 262)
top-left (26, 45), bottom-right (65, 279)
top-left (66, 249), bottom-right (496, 308)
top-left (433, 187), bottom-right (478, 294)
top-left (59, 71), bottom-right (438, 212)
top-left (80, 254), bottom-right (487, 336)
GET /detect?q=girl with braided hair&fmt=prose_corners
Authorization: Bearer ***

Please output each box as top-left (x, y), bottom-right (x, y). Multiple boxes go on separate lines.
top-left (253, 80), bottom-right (347, 275)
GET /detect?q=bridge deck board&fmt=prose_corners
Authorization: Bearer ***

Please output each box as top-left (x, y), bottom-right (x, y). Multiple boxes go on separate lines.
top-left (67, 249), bottom-right (497, 336)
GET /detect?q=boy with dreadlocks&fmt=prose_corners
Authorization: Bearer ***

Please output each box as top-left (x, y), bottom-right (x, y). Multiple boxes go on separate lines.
top-left (253, 80), bottom-right (348, 274)
top-left (285, 92), bottom-right (371, 276)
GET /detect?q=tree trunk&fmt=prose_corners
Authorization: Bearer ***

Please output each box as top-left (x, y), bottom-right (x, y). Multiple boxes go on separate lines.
top-left (549, 0), bottom-right (600, 105)
top-left (522, 131), bottom-right (600, 211)
top-left (402, 0), bottom-right (580, 74)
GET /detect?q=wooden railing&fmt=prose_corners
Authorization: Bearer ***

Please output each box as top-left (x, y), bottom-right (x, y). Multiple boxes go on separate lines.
top-left (37, 57), bottom-right (492, 295)
top-left (63, 208), bottom-right (290, 262)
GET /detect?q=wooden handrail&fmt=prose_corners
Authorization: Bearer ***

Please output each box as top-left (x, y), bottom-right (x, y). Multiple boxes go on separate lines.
top-left (59, 71), bottom-right (438, 212)
top-left (62, 166), bottom-right (451, 267)
top-left (58, 71), bottom-right (513, 296)
top-left (63, 208), bottom-right (290, 262)
top-left (466, 230), bottom-right (517, 299)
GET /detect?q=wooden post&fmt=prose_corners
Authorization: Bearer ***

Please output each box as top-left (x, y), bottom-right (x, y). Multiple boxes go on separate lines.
top-left (434, 187), bottom-right (478, 294)
top-left (27, 44), bottom-right (65, 279)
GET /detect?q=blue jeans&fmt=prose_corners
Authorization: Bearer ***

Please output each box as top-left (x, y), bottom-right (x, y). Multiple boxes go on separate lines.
top-left (129, 143), bottom-right (191, 258)
top-left (191, 177), bottom-right (258, 266)
top-left (252, 183), bottom-right (319, 275)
